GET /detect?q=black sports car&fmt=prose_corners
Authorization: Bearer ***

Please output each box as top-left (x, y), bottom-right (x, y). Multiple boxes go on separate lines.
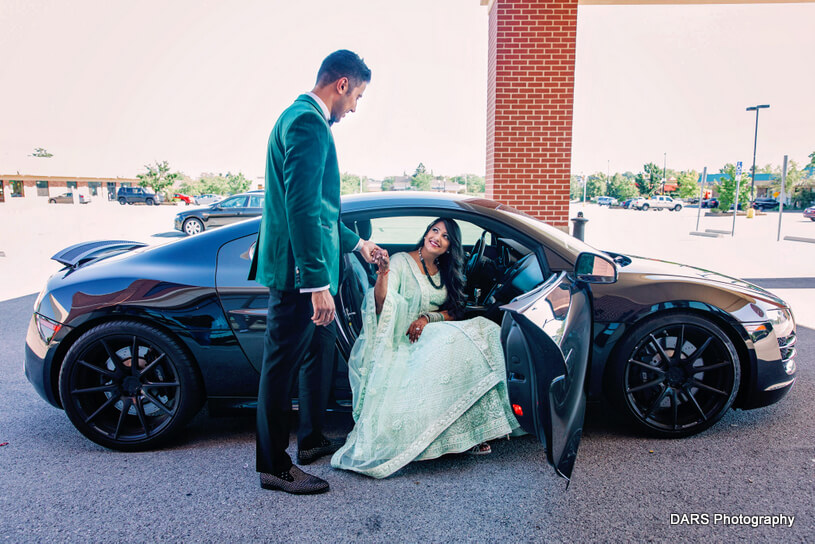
top-left (25, 193), bottom-right (797, 480)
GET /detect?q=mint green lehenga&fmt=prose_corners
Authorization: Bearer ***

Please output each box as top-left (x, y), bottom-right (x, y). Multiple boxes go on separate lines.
top-left (331, 252), bottom-right (520, 479)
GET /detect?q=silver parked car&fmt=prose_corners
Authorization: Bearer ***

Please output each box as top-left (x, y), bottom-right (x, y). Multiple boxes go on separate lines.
top-left (196, 194), bottom-right (223, 206)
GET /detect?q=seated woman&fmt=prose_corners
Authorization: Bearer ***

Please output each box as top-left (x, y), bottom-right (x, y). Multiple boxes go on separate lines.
top-left (331, 218), bottom-right (520, 479)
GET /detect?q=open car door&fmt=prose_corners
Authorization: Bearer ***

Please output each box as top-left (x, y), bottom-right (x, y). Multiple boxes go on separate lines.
top-left (501, 252), bottom-right (617, 482)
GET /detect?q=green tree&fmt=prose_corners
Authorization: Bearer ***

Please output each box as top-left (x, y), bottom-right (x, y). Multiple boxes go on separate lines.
top-left (414, 163), bottom-right (427, 175)
top-left (807, 151), bottom-right (815, 169)
top-left (675, 170), bottom-right (700, 199)
top-left (225, 172), bottom-right (251, 194)
top-left (411, 173), bottom-right (432, 191)
top-left (635, 163), bottom-right (663, 196)
top-left (341, 172), bottom-right (364, 195)
top-left (381, 177), bottom-right (395, 191)
top-left (768, 160), bottom-right (804, 202)
top-left (197, 173), bottom-right (229, 195)
top-left (716, 163), bottom-right (751, 212)
top-left (570, 175), bottom-right (583, 201)
top-left (606, 173), bottom-right (638, 201)
top-left (584, 172), bottom-right (606, 199)
top-left (464, 174), bottom-right (485, 194)
top-left (137, 160), bottom-right (181, 196)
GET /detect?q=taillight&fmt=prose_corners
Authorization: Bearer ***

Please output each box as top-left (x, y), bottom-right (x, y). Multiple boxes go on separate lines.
top-left (512, 404), bottom-right (524, 417)
top-left (34, 313), bottom-right (62, 344)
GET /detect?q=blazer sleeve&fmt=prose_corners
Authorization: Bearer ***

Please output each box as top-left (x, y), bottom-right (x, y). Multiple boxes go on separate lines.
top-left (339, 221), bottom-right (362, 254)
top-left (282, 113), bottom-right (330, 289)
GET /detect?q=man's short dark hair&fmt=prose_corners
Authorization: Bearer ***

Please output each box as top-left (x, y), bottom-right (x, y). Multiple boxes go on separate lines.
top-left (316, 50), bottom-right (371, 89)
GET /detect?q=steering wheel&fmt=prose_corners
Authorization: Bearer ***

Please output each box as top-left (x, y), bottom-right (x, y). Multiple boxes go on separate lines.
top-left (465, 230), bottom-right (488, 277)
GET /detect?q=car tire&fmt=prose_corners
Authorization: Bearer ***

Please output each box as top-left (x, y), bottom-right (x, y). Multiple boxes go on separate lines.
top-left (118, 197), bottom-right (126, 205)
top-left (48, 199), bottom-right (56, 204)
top-left (608, 312), bottom-right (740, 438)
top-left (183, 218), bottom-right (204, 236)
top-left (146, 198), bottom-right (154, 206)
top-left (673, 205), bottom-right (682, 211)
top-left (58, 321), bottom-right (203, 451)
top-left (641, 204), bottom-right (649, 211)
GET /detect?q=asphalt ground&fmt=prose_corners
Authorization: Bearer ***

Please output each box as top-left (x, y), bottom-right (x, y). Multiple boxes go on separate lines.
top-left (1, 200), bottom-right (813, 542)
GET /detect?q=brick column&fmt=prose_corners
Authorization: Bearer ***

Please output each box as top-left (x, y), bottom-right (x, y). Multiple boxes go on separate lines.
top-left (486, 0), bottom-right (578, 229)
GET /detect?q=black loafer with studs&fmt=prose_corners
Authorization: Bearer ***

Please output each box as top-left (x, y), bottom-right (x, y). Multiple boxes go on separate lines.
top-left (259, 465), bottom-right (329, 495)
top-left (297, 437), bottom-right (341, 465)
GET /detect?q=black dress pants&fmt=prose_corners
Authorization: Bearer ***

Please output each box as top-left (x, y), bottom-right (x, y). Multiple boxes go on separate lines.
top-left (256, 288), bottom-right (336, 474)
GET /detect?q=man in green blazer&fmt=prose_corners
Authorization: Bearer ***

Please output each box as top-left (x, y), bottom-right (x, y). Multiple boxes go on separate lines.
top-left (250, 50), bottom-right (377, 494)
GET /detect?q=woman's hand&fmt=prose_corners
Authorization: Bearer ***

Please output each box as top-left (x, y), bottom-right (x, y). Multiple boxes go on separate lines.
top-left (406, 316), bottom-right (429, 343)
top-left (374, 248), bottom-right (390, 276)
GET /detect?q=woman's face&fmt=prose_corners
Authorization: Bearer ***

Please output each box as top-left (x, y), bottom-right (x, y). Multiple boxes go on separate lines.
top-left (423, 221), bottom-right (451, 259)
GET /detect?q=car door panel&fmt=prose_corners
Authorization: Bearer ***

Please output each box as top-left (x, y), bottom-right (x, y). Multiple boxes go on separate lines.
top-left (209, 196), bottom-right (247, 228)
top-left (501, 271), bottom-right (592, 481)
top-left (214, 233), bottom-right (268, 373)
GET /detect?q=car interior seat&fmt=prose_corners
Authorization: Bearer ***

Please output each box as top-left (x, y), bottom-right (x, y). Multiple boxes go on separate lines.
top-left (339, 219), bottom-right (375, 338)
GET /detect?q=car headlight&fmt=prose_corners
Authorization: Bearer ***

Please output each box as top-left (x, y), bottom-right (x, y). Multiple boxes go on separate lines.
top-left (766, 307), bottom-right (794, 337)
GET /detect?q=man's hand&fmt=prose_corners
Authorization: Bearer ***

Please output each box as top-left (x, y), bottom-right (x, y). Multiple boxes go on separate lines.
top-left (311, 290), bottom-right (335, 326)
top-left (358, 239), bottom-right (381, 264)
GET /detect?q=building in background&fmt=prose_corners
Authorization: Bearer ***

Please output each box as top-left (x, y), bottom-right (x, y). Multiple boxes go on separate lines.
top-left (0, 174), bottom-right (140, 203)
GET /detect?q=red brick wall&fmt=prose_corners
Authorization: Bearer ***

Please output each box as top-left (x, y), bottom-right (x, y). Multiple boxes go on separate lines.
top-left (486, 0), bottom-right (578, 229)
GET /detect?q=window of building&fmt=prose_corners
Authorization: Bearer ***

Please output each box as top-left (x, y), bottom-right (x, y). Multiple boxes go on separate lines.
top-left (36, 180), bottom-right (49, 197)
top-left (10, 180), bottom-right (23, 197)
top-left (88, 182), bottom-right (100, 196)
top-left (67, 181), bottom-right (77, 190)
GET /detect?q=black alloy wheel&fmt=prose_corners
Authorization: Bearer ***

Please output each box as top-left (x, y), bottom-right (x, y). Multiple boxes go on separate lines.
top-left (58, 321), bottom-right (203, 451)
top-left (610, 312), bottom-right (740, 437)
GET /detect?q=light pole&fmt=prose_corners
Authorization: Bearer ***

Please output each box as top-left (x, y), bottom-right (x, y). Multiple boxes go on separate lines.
top-left (662, 152), bottom-right (667, 195)
top-left (746, 104), bottom-right (770, 202)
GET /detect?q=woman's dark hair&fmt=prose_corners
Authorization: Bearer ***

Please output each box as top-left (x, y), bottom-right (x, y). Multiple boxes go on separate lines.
top-left (415, 217), bottom-right (466, 320)
top-left (316, 50), bottom-right (371, 90)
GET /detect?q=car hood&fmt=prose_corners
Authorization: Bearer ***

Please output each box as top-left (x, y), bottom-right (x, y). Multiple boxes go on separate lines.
top-left (614, 253), bottom-right (788, 308)
top-left (175, 205), bottom-right (215, 217)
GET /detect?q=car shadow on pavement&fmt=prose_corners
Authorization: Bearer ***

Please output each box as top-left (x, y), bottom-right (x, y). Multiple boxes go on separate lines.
top-left (152, 231), bottom-right (186, 238)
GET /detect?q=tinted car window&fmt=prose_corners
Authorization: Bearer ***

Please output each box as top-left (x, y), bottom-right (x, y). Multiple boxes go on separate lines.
top-left (248, 195), bottom-right (264, 208)
top-left (218, 196), bottom-right (247, 209)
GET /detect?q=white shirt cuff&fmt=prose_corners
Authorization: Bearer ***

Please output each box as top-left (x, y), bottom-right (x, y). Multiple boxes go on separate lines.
top-left (300, 285), bottom-right (330, 293)
top-left (353, 239), bottom-right (363, 252)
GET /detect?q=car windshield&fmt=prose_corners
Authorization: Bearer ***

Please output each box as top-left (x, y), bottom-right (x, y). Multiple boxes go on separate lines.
top-left (490, 205), bottom-right (602, 258)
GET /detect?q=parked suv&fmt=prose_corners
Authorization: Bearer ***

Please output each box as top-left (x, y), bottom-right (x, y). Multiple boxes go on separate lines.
top-left (639, 195), bottom-right (682, 211)
top-left (116, 186), bottom-right (164, 206)
top-left (597, 196), bottom-right (618, 207)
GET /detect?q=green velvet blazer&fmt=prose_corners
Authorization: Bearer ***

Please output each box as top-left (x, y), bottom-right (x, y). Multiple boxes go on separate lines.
top-left (250, 94), bottom-right (360, 295)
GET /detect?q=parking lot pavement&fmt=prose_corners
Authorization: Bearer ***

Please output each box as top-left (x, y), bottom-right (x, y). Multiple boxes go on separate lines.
top-left (1, 198), bottom-right (813, 541)
top-left (1, 293), bottom-right (813, 541)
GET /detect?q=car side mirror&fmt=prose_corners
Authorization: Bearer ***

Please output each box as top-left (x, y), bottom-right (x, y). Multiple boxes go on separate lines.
top-left (575, 252), bottom-right (617, 284)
